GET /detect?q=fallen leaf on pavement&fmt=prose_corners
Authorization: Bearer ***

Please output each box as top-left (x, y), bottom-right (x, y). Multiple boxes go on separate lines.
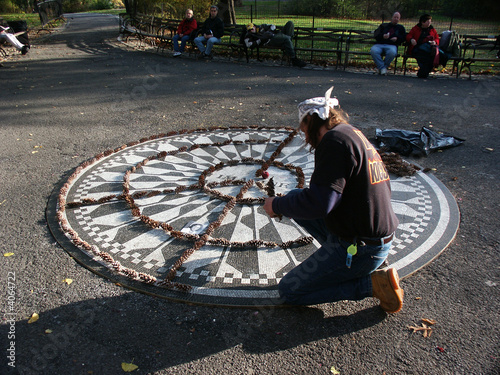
top-left (121, 361), bottom-right (138, 372)
top-left (421, 318), bottom-right (436, 325)
top-left (408, 322), bottom-right (432, 337)
top-left (28, 313), bottom-right (39, 324)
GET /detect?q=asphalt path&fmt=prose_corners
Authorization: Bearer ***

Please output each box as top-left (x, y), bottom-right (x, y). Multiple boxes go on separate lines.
top-left (1, 13), bottom-right (499, 375)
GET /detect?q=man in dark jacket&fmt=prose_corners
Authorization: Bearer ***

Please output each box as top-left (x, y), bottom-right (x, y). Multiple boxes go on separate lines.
top-left (370, 12), bottom-right (406, 75)
top-left (194, 5), bottom-right (224, 59)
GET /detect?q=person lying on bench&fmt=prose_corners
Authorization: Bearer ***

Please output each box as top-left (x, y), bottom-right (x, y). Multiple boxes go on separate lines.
top-left (244, 21), bottom-right (306, 68)
top-left (0, 24), bottom-right (29, 55)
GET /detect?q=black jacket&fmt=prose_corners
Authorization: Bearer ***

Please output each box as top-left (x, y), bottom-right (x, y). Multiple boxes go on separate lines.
top-left (374, 22), bottom-right (406, 46)
top-left (199, 16), bottom-right (224, 39)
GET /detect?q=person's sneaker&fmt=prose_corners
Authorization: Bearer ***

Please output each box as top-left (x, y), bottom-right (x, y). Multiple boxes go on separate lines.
top-left (292, 57), bottom-right (306, 67)
top-left (380, 67), bottom-right (388, 75)
top-left (173, 51), bottom-right (181, 57)
top-left (197, 52), bottom-right (206, 60)
top-left (21, 45), bottom-right (29, 55)
top-left (371, 268), bottom-right (403, 313)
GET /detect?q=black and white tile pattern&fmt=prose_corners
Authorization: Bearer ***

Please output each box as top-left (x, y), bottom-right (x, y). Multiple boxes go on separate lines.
top-left (48, 128), bottom-right (460, 306)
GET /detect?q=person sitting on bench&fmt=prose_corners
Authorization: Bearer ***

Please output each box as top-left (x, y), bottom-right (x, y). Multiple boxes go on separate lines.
top-left (172, 9), bottom-right (197, 57)
top-left (193, 5), bottom-right (224, 60)
top-left (370, 12), bottom-right (406, 75)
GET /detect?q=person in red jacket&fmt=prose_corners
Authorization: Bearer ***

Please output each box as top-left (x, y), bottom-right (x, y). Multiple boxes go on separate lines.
top-left (172, 9), bottom-right (197, 57)
top-left (406, 14), bottom-right (440, 78)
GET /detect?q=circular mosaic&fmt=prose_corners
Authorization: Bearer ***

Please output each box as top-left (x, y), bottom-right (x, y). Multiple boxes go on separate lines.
top-left (47, 126), bottom-right (460, 306)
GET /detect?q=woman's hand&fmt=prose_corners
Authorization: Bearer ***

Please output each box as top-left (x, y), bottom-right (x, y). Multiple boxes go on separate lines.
top-left (264, 197), bottom-right (277, 217)
top-left (410, 38), bottom-right (417, 46)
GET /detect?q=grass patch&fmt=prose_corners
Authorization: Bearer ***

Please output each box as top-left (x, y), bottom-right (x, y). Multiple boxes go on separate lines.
top-left (1, 13), bottom-right (43, 29)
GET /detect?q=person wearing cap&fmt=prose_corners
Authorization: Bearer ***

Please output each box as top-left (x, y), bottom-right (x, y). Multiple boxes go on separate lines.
top-left (172, 9), bottom-right (197, 57)
top-left (263, 88), bottom-right (403, 313)
top-left (193, 5), bottom-right (224, 59)
top-left (370, 11), bottom-right (406, 75)
top-left (244, 21), bottom-right (306, 68)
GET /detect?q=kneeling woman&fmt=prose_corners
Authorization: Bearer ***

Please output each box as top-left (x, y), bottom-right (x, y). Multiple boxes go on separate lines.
top-left (263, 88), bottom-right (403, 313)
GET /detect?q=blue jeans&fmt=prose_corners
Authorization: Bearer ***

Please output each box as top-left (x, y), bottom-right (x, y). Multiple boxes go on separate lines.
top-left (370, 44), bottom-right (398, 70)
top-left (278, 191), bottom-right (391, 305)
top-left (173, 34), bottom-right (190, 52)
top-left (194, 36), bottom-right (221, 55)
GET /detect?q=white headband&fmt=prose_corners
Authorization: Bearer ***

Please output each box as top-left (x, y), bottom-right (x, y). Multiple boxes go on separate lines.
top-left (297, 87), bottom-right (339, 124)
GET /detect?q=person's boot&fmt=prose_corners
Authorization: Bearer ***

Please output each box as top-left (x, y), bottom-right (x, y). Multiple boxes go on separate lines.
top-left (371, 268), bottom-right (404, 313)
top-left (292, 57), bottom-right (306, 67)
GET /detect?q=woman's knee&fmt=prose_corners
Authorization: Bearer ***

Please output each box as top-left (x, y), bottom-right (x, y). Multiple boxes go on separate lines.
top-left (278, 277), bottom-right (301, 304)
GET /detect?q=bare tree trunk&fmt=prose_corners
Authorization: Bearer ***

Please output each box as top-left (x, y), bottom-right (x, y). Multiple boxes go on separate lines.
top-left (218, 0), bottom-right (237, 25)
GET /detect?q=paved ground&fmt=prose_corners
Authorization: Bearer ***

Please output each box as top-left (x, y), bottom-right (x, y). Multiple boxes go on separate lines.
top-left (1, 13), bottom-right (499, 375)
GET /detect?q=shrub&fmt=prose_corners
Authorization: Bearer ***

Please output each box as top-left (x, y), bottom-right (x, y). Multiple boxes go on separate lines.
top-left (0, 0), bottom-right (20, 13)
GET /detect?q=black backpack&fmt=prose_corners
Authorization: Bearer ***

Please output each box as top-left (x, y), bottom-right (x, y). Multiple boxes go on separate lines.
top-left (440, 30), bottom-right (460, 57)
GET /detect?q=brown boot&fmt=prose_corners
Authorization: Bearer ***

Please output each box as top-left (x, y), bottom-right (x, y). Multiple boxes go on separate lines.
top-left (371, 268), bottom-right (404, 313)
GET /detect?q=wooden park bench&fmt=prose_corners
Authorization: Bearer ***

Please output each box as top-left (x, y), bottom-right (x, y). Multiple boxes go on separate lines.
top-left (293, 26), bottom-right (346, 68)
top-left (117, 14), bottom-right (499, 79)
top-left (458, 34), bottom-right (499, 79)
top-left (119, 13), bottom-right (165, 50)
top-left (398, 31), bottom-right (496, 79)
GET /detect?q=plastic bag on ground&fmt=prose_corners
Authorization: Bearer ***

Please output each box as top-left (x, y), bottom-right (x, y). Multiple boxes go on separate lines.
top-left (375, 127), bottom-right (464, 157)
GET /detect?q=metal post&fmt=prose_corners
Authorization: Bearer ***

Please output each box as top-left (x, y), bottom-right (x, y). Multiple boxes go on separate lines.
top-left (311, 12), bottom-right (315, 62)
top-left (449, 16), bottom-right (453, 31)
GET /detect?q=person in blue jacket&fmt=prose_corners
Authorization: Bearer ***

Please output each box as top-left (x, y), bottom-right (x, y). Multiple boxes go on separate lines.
top-left (193, 5), bottom-right (224, 59)
top-left (370, 12), bottom-right (406, 75)
top-left (263, 87), bottom-right (404, 313)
